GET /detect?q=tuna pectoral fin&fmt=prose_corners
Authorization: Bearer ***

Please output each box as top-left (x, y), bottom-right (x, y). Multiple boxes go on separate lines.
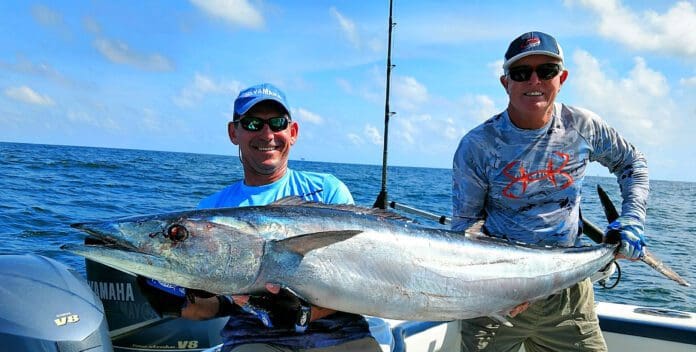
top-left (275, 230), bottom-right (363, 256)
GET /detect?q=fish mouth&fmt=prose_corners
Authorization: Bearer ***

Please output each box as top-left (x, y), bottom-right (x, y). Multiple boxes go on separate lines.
top-left (61, 223), bottom-right (168, 278)
top-left (69, 222), bottom-right (140, 252)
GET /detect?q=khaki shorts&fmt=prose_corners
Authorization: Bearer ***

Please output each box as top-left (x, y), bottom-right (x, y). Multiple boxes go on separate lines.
top-left (460, 278), bottom-right (607, 352)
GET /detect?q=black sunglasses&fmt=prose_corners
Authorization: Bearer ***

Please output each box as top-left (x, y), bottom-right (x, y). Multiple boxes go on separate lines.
top-left (235, 116), bottom-right (290, 132)
top-left (507, 63), bottom-right (562, 82)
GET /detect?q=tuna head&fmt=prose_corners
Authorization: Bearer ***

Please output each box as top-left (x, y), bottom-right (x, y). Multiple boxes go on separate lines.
top-left (63, 210), bottom-right (266, 295)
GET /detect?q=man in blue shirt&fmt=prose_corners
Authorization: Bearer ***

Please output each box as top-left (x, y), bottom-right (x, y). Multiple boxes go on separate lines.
top-left (453, 32), bottom-right (649, 351)
top-left (149, 83), bottom-right (379, 351)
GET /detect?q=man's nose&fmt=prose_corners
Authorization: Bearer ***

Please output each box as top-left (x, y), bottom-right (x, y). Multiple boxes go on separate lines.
top-left (528, 71), bottom-right (542, 83)
top-left (257, 123), bottom-right (276, 137)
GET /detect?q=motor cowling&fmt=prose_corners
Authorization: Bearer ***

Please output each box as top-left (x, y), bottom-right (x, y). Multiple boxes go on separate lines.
top-left (0, 254), bottom-right (112, 351)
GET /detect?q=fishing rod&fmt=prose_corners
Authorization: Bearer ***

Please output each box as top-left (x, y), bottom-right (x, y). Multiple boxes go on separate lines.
top-left (373, 0), bottom-right (395, 210)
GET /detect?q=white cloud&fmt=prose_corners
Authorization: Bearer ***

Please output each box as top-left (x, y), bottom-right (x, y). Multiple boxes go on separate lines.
top-left (189, 0), bottom-right (264, 29)
top-left (571, 50), bottom-right (676, 144)
top-left (392, 113), bottom-right (468, 152)
top-left (395, 114), bottom-right (433, 145)
top-left (0, 56), bottom-right (74, 86)
top-left (330, 7), bottom-right (359, 48)
top-left (461, 94), bottom-right (498, 123)
top-left (571, 0), bottom-right (696, 57)
top-left (4, 86), bottom-right (54, 106)
top-left (444, 117), bottom-right (460, 141)
top-left (83, 16), bottom-right (101, 34)
top-left (364, 124), bottom-right (382, 145)
top-left (680, 76), bottom-right (696, 86)
top-left (347, 133), bottom-right (364, 145)
top-left (392, 76), bottom-right (428, 112)
top-left (367, 37), bottom-right (383, 53)
top-left (174, 73), bottom-right (242, 107)
top-left (67, 110), bottom-right (96, 124)
top-left (294, 108), bottom-right (323, 125)
top-left (94, 38), bottom-right (173, 71)
top-left (139, 108), bottom-right (164, 132)
top-left (489, 60), bottom-right (504, 78)
top-left (31, 5), bottom-right (62, 27)
top-left (66, 109), bottom-right (120, 131)
top-left (336, 78), bottom-right (354, 94)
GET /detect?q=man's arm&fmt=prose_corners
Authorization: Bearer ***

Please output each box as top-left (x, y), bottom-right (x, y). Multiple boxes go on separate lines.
top-left (590, 114), bottom-right (649, 260)
top-left (182, 296), bottom-right (221, 320)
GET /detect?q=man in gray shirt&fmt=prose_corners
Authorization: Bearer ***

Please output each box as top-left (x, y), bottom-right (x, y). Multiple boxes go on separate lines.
top-left (452, 31), bottom-right (649, 351)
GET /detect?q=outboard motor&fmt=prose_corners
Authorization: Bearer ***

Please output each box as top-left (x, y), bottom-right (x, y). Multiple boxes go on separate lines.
top-left (0, 254), bottom-right (112, 351)
top-left (85, 259), bottom-right (227, 351)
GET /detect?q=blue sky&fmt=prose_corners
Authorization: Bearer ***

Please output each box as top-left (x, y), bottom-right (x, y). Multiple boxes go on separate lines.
top-left (1, 0), bottom-right (695, 182)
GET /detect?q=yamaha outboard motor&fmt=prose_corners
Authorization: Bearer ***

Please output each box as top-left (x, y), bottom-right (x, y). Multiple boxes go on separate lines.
top-left (0, 254), bottom-right (112, 351)
top-left (85, 259), bottom-right (227, 351)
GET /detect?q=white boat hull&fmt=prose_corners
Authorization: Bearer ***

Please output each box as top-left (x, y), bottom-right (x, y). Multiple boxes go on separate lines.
top-left (380, 301), bottom-right (696, 352)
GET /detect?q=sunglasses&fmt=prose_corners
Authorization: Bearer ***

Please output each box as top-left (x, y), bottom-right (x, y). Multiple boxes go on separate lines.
top-left (507, 63), bottom-right (562, 82)
top-left (235, 116), bottom-right (290, 132)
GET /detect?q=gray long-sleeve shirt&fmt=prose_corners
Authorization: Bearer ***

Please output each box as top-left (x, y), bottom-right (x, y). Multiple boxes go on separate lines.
top-left (452, 103), bottom-right (649, 246)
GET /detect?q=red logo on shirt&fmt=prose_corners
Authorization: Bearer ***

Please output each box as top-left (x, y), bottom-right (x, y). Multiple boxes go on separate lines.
top-left (502, 151), bottom-right (574, 199)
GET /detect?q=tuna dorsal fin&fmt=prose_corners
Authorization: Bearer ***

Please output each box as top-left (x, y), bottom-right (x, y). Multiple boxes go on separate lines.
top-left (269, 196), bottom-right (314, 206)
top-left (268, 196), bottom-right (414, 222)
top-left (274, 230), bottom-right (363, 256)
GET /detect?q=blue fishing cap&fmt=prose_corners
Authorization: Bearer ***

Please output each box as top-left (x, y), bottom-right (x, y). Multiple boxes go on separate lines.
top-left (503, 31), bottom-right (564, 71)
top-left (233, 83), bottom-right (291, 120)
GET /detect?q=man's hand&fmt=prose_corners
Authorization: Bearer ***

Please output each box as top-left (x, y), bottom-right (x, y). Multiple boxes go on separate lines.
top-left (232, 283), bottom-right (314, 332)
top-left (606, 216), bottom-right (646, 261)
top-left (136, 276), bottom-right (187, 317)
top-left (136, 277), bottom-right (216, 318)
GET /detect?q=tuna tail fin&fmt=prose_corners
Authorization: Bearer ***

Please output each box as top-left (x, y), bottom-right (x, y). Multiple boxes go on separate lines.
top-left (274, 230), bottom-right (363, 256)
top-left (596, 185), bottom-right (690, 287)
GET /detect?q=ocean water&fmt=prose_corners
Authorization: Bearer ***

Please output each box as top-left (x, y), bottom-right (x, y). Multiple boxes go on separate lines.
top-left (1, 142), bottom-right (693, 312)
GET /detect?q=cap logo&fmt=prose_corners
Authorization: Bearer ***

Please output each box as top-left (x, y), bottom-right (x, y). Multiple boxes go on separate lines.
top-left (521, 37), bottom-right (541, 50)
top-left (239, 87), bottom-right (282, 100)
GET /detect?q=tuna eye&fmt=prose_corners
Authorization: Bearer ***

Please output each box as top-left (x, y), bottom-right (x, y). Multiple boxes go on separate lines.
top-left (166, 224), bottom-right (189, 242)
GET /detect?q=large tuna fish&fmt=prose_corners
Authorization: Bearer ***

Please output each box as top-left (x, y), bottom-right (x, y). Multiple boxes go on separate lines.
top-left (63, 198), bottom-right (619, 321)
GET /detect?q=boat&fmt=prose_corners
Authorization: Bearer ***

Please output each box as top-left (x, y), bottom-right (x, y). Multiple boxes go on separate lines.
top-left (379, 301), bottom-right (696, 352)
